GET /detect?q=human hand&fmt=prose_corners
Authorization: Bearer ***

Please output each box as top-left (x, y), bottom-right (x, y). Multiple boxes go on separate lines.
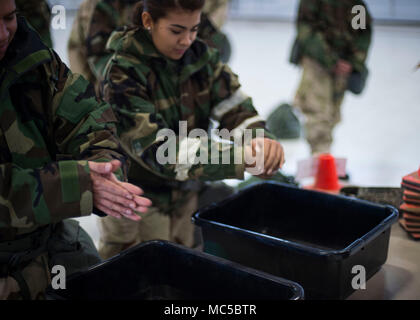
top-left (88, 160), bottom-right (152, 221)
top-left (244, 138), bottom-right (285, 178)
top-left (334, 59), bottom-right (353, 76)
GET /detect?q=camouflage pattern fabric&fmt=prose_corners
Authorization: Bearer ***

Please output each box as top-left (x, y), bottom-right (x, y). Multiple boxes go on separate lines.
top-left (101, 26), bottom-right (274, 191)
top-left (198, 12), bottom-right (231, 63)
top-left (294, 0), bottom-right (372, 73)
top-left (0, 17), bottom-right (125, 236)
top-left (293, 0), bottom-right (372, 155)
top-left (16, 0), bottom-right (53, 48)
top-left (97, 25), bottom-right (274, 255)
top-left (83, 0), bottom-right (138, 82)
top-left (1, 253), bottom-right (50, 300)
top-left (2, 220), bottom-right (102, 300)
top-left (294, 57), bottom-right (346, 154)
top-left (68, 0), bottom-right (101, 84)
top-left (68, 0), bottom-right (232, 88)
top-left (203, 0), bottom-right (230, 29)
top-left (98, 190), bottom-right (197, 258)
top-left (0, 17), bottom-right (124, 299)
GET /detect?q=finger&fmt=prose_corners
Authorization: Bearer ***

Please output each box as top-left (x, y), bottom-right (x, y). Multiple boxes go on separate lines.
top-left (95, 203), bottom-right (122, 220)
top-left (98, 198), bottom-right (141, 221)
top-left (110, 160), bottom-right (122, 172)
top-left (94, 186), bottom-right (139, 210)
top-left (244, 144), bottom-right (256, 167)
top-left (132, 195), bottom-right (153, 208)
top-left (251, 140), bottom-right (257, 158)
top-left (265, 145), bottom-right (277, 175)
top-left (99, 197), bottom-right (133, 216)
top-left (98, 202), bottom-right (141, 222)
top-left (109, 175), bottom-right (144, 196)
top-left (250, 139), bottom-right (267, 174)
top-left (264, 141), bottom-right (277, 175)
top-left (122, 212), bottom-right (142, 222)
top-left (253, 138), bottom-right (264, 154)
top-left (280, 152), bottom-right (285, 169)
top-left (269, 145), bottom-right (282, 175)
top-left (88, 161), bottom-right (113, 175)
top-left (273, 143), bottom-right (284, 171)
top-left (119, 182), bottom-right (144, 196)
top-left (279, 144), bottom-right (285, 169)
top-left (92, 174), bottom-right (135, 200)
top-left (134, 206), bottom-right (150, 214)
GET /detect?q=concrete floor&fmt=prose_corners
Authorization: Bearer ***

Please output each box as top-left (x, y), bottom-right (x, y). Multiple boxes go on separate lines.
top-left (51, 17), bottom-right (420, 300)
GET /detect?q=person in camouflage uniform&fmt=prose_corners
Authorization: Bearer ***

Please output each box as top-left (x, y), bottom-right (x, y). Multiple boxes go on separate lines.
top-left (0, 0), bottom-right (151, 300)
top-left (67, 0), bottom-right (101, 85)
top-left (292, 0), bottom-right (372, 155)
top-left (15, 0), bottom-right (52, 47)
top-left (68, 0), bottom-right (232, 91)
top-left (97, 0), bottom-right (285, 259)
top-left (198, 3), bottom-right (231, 63)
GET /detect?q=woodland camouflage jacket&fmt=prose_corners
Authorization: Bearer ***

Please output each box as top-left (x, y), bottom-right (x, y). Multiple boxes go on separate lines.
top-left (68, 0), bottom-right (231, 85)
top-left (296, 0), bottom-right (372, 73)
top-left (16, 0), bottom-right (53, 47)
top-left (0, 18), bottom-right (125, 241)
top-left (101, 26), bottom-right (274, 200)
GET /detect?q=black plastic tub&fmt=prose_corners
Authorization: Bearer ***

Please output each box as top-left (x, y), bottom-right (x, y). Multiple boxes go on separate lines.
top-left (192, 182), bottom-right (398, 300)
top-left (46, 240), bottom-right (304, 300)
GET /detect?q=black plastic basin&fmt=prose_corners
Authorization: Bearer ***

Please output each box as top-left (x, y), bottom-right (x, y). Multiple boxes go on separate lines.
top-left (46, 240), bottom-right (304, 300)
top-left (193, 182), bottom-right (398, 300)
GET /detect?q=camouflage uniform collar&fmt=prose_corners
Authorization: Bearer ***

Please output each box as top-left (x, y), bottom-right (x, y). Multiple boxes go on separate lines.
top-left (108, 26), bottom-right (212, 80)
top-left (0, 17), bottom-right (51, 99)
top-left (1, 16), bottom-right (51, 71)
top-left (106, 26), bottom-right (161, 59)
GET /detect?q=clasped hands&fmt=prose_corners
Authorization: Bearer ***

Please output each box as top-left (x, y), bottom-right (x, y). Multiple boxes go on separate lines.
top-left (88, 160), bottom-right (152, 221)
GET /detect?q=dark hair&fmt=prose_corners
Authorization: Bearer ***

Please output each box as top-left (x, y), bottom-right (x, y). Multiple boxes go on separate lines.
top-left (132, 0), bottom-right (205, 26)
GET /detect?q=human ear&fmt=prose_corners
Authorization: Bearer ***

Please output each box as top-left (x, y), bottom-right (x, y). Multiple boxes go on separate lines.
top-left (142, 12), bottom-right (153, 30)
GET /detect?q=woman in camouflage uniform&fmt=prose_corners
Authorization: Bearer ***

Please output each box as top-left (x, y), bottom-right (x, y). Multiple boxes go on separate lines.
top-left (68, 0), bottom-right (232, 93)
top-left (0, 0), bottom-right (151, 300)
top-left (99, 0), bottom-right (285, 259)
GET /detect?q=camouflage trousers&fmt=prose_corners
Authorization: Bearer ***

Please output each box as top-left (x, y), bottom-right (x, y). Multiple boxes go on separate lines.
top-left (97, 190), bottom-right (198, 260)
top-left (0, 254), bottom-right (50, 300)
top-left (0, 220), bottom-right (101, 300)
top-left (294, 57), bottom-right (348, 155)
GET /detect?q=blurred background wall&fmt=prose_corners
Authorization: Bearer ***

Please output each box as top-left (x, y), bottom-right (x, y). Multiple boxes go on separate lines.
top-left (49, 0), bottom-right (420, 23)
